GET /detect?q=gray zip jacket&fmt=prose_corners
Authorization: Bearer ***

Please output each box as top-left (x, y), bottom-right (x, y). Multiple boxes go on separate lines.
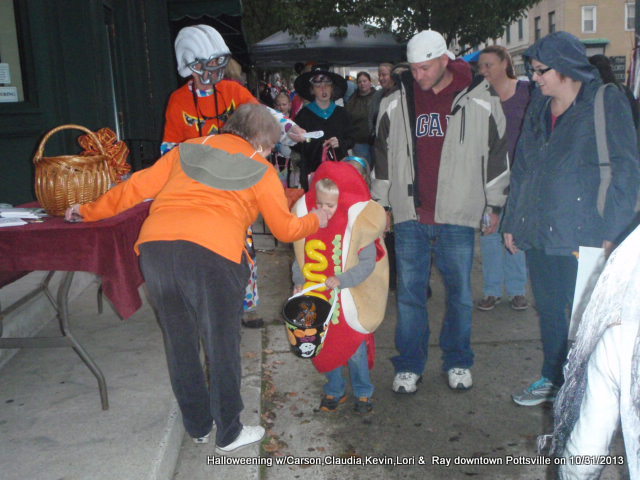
top-left (372, 66), bottom-right (510, 228)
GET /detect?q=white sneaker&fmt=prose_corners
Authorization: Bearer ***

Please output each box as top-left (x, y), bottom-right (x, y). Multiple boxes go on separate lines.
top-left (215, 425), bottom-right (265, 455)
top-left (447, 368), bottom-right (472, 390)
top-left (192, 432), bottom-right (210, 444)
top-left (392, 372), bottom-right (422, 394)
top-left (191, 421), bottom-right (215, 444)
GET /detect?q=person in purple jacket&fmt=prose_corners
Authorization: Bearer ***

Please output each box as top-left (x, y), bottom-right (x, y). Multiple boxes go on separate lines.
top-left (476, 45), bottom-right (530, 313)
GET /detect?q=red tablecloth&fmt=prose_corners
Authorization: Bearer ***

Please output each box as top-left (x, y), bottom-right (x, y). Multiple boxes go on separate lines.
top-left (0, 202), bottom-right (151, 319)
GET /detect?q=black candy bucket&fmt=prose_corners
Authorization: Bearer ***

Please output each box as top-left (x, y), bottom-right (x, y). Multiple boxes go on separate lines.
top-left (282, 284), bottom-right (337, 358)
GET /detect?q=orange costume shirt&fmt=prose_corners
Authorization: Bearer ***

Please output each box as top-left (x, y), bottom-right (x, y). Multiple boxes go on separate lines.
top-left (162, 80), bottom-right (258, 144)
top-left (79, 134), bottom-right (318, 263)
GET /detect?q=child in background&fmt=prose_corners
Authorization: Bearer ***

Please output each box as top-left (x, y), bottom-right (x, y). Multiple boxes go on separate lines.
top-left (273, 92), bottom-right (296, 186)
top-left (274, 92), bottom-right (292, 117)
top-left (291, 161), bottom-right (388, 414)
top-left (345, 155), bottom-right (371, 187)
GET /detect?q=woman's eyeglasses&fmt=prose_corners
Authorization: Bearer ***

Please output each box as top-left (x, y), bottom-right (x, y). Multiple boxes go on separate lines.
top-left (530, 66), bottom-right (553, 77)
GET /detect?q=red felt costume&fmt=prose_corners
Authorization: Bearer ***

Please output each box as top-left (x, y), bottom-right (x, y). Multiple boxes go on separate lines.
top-left (292, 162), bottom-right (388, 373)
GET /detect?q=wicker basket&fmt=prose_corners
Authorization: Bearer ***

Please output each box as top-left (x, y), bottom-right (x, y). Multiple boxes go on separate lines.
top-left (34, 124), bottom-right (115, 216)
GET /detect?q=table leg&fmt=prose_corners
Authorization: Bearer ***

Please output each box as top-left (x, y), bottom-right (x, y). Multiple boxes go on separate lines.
top-left (0, 271), bottom-right (56, 336)
top-left (56, 272), bottom-right (109, 410)
top-left (0, 272), bottom-right (109, 409)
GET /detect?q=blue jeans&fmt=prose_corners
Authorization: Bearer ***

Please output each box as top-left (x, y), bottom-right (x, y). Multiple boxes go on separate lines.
top-left (480, 232), bottom-right (527, 297)
top-left (392, 221), bottom-right (475, 374)
top-left (525, 249), bottom-right (577, 386)
top-left (323, 341), bottom-right (373, 398)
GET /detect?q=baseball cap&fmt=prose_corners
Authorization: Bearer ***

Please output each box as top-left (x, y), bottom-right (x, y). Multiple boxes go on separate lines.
top-left (407, 30), bottom-right (455, 63)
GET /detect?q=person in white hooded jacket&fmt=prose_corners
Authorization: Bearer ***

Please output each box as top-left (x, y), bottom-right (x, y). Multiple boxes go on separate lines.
top-left (544, 222), bottom-right (640, 479)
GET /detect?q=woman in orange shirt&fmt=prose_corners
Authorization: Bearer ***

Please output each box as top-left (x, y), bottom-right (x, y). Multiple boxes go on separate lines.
top-left (65, 104), bottom-right (328, 454)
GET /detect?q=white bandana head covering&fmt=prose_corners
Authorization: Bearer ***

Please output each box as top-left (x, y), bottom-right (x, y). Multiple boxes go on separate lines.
top-left (174, 25), bottom-right (231, 78)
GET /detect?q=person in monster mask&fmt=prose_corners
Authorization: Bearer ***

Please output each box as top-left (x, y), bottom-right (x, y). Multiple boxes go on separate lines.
top-left (162, 24), bottom-right (307, 328)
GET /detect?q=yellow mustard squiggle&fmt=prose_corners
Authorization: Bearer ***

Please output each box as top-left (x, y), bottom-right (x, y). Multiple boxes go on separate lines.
top-left (302, 239), bottom-right (328, 297)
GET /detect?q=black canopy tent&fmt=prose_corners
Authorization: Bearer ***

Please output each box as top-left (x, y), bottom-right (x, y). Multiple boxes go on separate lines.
top-left (250, 24), bottom-right (405, 68)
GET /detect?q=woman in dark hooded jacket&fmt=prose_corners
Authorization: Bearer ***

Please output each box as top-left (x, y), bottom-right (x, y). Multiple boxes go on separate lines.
top-left (501, 31), bottom-right (640, 407)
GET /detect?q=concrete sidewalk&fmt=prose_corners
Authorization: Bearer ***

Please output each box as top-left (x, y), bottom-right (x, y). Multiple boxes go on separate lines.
top-left (0, 233), bottom-right (628, 479)
top-left (243, 238), bottom-right (627, 480)
top-left (0, 272), bottom-right (183, 480)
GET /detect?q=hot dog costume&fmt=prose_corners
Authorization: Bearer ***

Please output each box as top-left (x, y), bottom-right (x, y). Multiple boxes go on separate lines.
top-left (292, 161), bottom-right (389, 372)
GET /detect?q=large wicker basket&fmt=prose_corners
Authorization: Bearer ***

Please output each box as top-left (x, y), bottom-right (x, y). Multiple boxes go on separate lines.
top-left (34, 124), bottom-right (115, 216)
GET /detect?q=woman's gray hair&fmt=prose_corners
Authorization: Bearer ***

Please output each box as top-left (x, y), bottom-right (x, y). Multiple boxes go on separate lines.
top-left (221, 103), bottom-right (280, 151)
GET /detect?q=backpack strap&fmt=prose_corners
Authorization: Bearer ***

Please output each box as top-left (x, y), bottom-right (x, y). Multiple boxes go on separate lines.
top-left (594, 83), bottom-right (616, 217)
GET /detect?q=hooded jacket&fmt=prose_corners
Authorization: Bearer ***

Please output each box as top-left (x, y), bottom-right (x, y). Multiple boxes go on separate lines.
top-left (372, 59), bottom-right (510, 228)
top-left (80, 134), bottom-right (319, 263)
top-left (501, 32), bottom-right (640, 254)
top-left (552, 223), bottom-right (640, 480)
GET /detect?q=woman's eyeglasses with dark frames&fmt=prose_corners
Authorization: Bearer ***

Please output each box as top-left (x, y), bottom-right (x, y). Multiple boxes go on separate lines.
top-left (530, 66), bottom-right (553, 77)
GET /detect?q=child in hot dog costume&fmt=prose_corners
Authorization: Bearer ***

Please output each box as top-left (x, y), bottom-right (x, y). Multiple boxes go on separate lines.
top-left (292, 161), bottom-right (389, 413)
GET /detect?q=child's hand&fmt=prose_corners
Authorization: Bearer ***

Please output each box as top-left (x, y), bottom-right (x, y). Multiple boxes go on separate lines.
top-left (293, 285), bottom-right (302, 295)
top-left (325, 276), bottom-right (341, 289)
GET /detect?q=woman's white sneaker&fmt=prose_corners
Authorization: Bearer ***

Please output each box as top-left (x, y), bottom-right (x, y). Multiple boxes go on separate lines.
top-left (215, 425), bottom-right (265, 455)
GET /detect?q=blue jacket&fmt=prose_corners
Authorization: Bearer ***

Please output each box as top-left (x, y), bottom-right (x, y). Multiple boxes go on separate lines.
top-left (502, 32), bottom-right (640, 255)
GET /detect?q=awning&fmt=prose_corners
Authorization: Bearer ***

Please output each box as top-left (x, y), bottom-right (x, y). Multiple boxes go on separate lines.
top-left (581, 38), bottom-right (610, 45)
top-left (251, 24), bottom-right (405, 68)
top-left (167, 0), bottom-right (241, 21)
top-left (167, 0), bottom-right (250, 65)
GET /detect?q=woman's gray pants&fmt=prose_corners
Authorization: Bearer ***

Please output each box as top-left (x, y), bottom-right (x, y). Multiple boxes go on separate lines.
top-left (139, 240), bottom-right (249, 447)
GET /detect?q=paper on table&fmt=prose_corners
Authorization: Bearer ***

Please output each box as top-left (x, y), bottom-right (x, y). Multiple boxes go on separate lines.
top-left (569, 246), bottom-right (606, 342)
top-left (0, 217), bottom-right (28, 227)
top-left (0, 208), bottom-right (46, 219)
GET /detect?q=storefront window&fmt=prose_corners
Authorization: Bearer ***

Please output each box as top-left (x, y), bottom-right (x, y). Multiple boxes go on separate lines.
top-left (0, 1), bottom-right (25, 103)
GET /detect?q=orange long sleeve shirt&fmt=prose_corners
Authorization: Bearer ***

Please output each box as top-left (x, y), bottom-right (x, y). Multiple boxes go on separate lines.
top-left (80, 134), bottom-right (319, 263)
top-left (163, 80), bottom-right (258, 143)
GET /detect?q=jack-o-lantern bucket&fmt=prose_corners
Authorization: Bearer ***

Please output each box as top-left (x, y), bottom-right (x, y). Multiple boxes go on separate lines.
top-left (282, 284), bottom-right (337, 359)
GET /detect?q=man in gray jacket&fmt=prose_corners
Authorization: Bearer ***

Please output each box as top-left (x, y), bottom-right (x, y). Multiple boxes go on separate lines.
top-left (373, 30), bottom-right (509, 393)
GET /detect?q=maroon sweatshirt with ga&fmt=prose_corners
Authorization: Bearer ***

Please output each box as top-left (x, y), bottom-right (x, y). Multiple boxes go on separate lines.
top-left (414, 59), bottom-right (472, 225)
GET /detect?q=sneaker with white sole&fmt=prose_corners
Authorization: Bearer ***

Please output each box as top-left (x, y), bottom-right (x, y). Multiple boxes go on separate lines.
top-left (476, 296), bottom-right (501, 311)
top-left (215, 425), bottom-right (265, 455)
top-left (512, 377), bottom-right (559, 406)
top-left (192, 432), bottom-right (210, 444)
top-left (447, 368), bottom-right (473, 390)
top-left (510, 295), bottom-right (529, 311)
top-left (392, 372), bottom-right (422, 394)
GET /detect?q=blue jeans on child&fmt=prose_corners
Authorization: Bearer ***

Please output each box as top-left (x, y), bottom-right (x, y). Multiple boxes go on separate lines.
top-left (323, 341), bottom-right (373, 398)
top-left (391, 221), bottom-right (475, 375)
top-left (480, 232), bottom-right (527, 297)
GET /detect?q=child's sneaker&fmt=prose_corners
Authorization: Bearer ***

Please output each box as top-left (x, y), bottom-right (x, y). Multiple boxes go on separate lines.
top-left (353, 397), bottom-right (373, 414)
top-left (319, 394), bottom-right (347, 412)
